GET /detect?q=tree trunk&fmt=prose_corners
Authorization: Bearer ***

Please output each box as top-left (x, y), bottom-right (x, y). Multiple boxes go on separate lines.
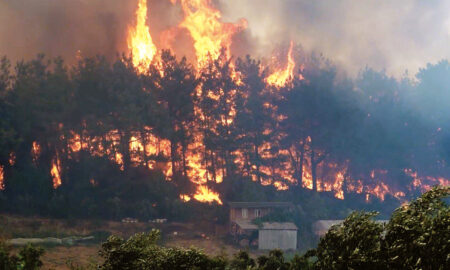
top-left (311, 148), bottom-right (317, 191)
top-left (170, 139), bottom-right (177, 178)
top-left (181, 141), bottom-right (188, 177)
top-left (120, 131), bottom-right (131, 172)
top-left (299, 147), bottom-right (304, 187)
top-left (253, 143), bottom-right (260, 183)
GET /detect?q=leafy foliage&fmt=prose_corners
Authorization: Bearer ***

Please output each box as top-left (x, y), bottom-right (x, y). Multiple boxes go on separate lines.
top-left (311, 186), bottom-right (450, 270)
top-left (0, 240), bottom-right (44, 270)
top-left (99, 230), bottom-right (226, 270)
top-left (384, 186), bottom-right (450, 269)
top-left (314, 211), bottom-right (384, 269)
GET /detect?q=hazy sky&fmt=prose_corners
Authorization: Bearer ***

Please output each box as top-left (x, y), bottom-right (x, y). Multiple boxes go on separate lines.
top-left (0, 0), bottom-right (449, 78)
top-left (219, 0), bottom-right (450, 77)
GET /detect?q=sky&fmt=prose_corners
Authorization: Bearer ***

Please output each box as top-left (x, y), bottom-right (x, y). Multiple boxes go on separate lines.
top-left (0, 0), bottom-right (449, 78)
top-left (219, 0), bottom-right (450, 77)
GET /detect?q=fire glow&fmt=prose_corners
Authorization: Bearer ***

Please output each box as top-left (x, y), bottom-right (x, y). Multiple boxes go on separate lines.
top-left (50, 156), bottom-right (62, 189)
top-left (0, 165), bottom-right (4, 190)
top-left (266, 41), bottom-right (296, 88)
top-left (169, 0), bottom-right (247, 67)
top-left (8, 0), bottom-right (446, 206)
top-left (128, 0), bottom-right (158, 73)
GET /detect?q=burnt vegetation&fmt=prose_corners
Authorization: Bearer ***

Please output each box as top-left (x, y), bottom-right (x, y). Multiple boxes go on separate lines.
top-left (0, 50), bottom-right (449, 226)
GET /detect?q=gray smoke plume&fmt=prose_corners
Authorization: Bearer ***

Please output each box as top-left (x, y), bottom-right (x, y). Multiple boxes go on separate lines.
top-left (1, 0), bottom-right (449, 77)
top-left (219, 0), bottom-right (450, 77)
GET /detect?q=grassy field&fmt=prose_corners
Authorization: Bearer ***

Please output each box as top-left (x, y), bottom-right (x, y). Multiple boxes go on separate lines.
top-left (0, 215), bottom-right (245, 270)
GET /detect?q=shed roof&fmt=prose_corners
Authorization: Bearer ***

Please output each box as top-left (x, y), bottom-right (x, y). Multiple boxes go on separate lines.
top-left (261, 222), bottom-right (298, 230)
top-left (228, 202), bottom-right (293, 208)
top-left (234, 220), bottom-right (258, 230)
top-left (234, 221), bottom-right (298, 231)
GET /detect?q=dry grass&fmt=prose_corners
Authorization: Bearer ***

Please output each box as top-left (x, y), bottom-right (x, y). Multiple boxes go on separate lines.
top-left (0, 214), bottom-right (250, 269)
top-left (41, 246), bottom-right (100, 270)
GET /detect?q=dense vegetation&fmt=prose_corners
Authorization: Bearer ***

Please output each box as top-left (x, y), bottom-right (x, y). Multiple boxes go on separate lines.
top-left (0, 51), bottom-right (449, 224)
top-left (1, 186), bottom-right (447, 269)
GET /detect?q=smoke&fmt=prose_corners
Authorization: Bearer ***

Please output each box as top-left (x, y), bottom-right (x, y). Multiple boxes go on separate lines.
top-left (0, 0), bottom-right (179, 64)
top-left (0, 0), bottom-right (133, 62)
top-left (1, 0), bottom-right (449, 77)
top-left (219, 0), bottom-right (450, 77)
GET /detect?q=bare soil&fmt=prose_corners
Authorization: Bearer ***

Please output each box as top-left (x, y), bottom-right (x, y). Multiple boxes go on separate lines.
top-left (0, 215), bottom-right (247, 270)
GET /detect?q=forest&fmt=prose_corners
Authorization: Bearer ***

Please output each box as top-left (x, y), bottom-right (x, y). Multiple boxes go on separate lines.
top-left (0, 49), bottom-right (449, 223)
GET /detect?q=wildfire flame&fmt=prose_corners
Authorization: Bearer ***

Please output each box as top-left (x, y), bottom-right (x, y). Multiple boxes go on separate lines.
top-left (171, 0), bottom-right (247, 67)
top-left (180, 194), bottom-right (191, 202)
top-left (31, 141), bottom-right (41, 164)
top-left (266, 41), bottom-right (296, 87)
top-left (50, 156), bottom-right (62, 189)
top-left (6, 1), bottom-right (443, 205)
top-left (0, 165), bottom-right (4, 190)
top-left (193, 185), bottom-right (222, 204)
top-left (128, 0), bottom-right (157, 73)
top-left (9, 152), bottom-right (16, 166)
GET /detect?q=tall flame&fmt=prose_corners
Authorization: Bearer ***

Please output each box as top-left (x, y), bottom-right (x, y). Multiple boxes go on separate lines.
top-left (266, 41), bottom-right (296, 87)
top-left (0, 165), bottom-right (4, 190)
top-left (128, 0), bottom-right (157, 73)
top-left (50, 156), bottom-right (62, 189)
top-left (31, 141), bottom-right (41, 164)
top-left (172, 0), bottom-right (247, 67)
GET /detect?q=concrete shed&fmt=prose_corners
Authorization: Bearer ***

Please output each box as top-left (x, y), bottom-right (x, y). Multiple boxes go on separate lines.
top-left (258, 222), bottom-right (297, 250)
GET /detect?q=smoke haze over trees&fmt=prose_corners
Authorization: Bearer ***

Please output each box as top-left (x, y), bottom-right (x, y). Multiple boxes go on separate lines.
top-left (0, 50), bottom-right (449, 219)
top-left (1, 0), bottom-right (449, 77)
top-left (0, 0), bottom-right (449, 228)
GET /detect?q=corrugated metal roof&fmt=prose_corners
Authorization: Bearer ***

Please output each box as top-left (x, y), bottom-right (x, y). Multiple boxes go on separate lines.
top-left (234, 221), bottom-right (298, 231)
top-left (228, 202), bottom-right (293, 208)
top-left (234, 220), bottom-right (258, 230)
top-left (261, 222), bottom-right (298, 230)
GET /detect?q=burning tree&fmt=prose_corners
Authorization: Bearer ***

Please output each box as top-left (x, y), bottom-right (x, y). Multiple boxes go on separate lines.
top-left (0, 0), bottom-right (449, 219)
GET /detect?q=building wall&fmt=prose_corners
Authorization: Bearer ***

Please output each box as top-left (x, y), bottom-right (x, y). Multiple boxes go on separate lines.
top-left (230, 207), bottom-right (272, 222)
top-left (258, 229), bottom-right (297, 250)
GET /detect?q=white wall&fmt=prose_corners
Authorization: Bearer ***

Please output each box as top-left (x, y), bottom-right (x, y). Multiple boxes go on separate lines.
top-left (258, 229), bottom-right (297, 250)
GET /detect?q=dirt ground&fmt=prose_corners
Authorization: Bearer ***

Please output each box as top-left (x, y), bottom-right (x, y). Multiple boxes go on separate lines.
top-left (1, 215), bottom-right (247, 270)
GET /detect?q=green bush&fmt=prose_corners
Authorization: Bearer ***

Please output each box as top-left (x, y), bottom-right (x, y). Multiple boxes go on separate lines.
top-left (98, 230), bottom-right (226, 270)
top-left (229, 250), bottom-right (255, 270)
top-left (0, 240), bottom-right (44, 270)
top-left (384, 186), bottom-right (450, 270)
top-left (311, 186), bottom-right (450, 270)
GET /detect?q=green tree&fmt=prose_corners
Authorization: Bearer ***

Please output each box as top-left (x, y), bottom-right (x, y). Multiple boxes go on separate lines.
top-left (313, 211), bottom-right (384, 270)
top-left (0, 240), bottom-right (44, 270)
top-left (234, 56), bottom-right (273, 185)
top-left (198, 51), bottom-right (240, 182)
top-left (257, 249), bottom-right (290, 270)
top-left (99, 230), bottom-right (225, 270)
top-left (147, 50), bottom-right (198, 184)
top-left (229, 250), bottom-right (255, 270)
top-left (384, 186), bottom-right (450, 270)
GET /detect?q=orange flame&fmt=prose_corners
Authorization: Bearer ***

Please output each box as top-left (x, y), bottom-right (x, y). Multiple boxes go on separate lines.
top-left (9, 152), bottom-right (16, 166)
top-left (115, 152), bottom-right (124, 171)
top-left (50, 156), bottom-right (62, 189)
top-left (266, 41), bottom-right (296, 87)
top-left (193, 185), bottom-right (222, 204)
top-left (0, 165), bottom-right (4, 190)
top-left (333, 171), bottom-right (345, 199)
top-left (180, 194), bottom-right (191, 202)
top-left (172, 0), bottom-right (247, 67)
top-left (128, 0), bottom-right (157, 73)
top-left (404, 168), bottom-right (450, 192)
top-left (31, 141), bottom-right (41, 164)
